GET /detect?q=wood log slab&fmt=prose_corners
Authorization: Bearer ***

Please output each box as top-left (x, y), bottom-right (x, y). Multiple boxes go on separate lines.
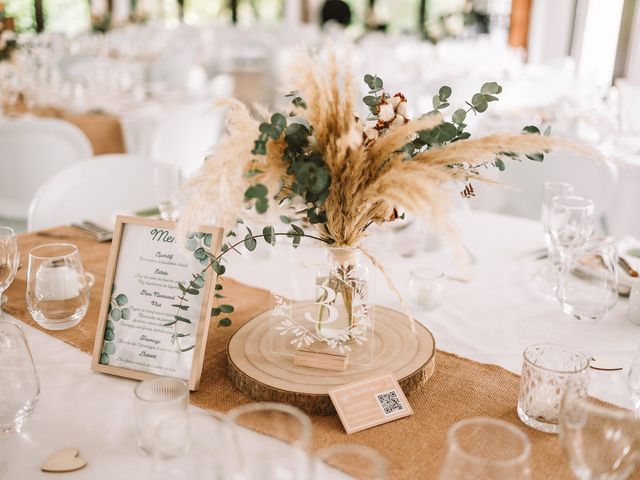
top-left (227, 303), bottom-right (436, 415)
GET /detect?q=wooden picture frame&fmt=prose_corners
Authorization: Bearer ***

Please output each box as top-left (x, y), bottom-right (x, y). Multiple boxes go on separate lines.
top-left (90, 215), bottom-right (222, 390)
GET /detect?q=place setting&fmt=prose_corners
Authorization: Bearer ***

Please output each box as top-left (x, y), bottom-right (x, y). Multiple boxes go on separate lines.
top-left (3, 1), bottom-right (640, 479)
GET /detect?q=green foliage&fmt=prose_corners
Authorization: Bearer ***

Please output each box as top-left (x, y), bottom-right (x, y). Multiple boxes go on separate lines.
top-left (363, 74), bottom-right (388, 117)
top-left (285, 91), bottom-right (307, 109)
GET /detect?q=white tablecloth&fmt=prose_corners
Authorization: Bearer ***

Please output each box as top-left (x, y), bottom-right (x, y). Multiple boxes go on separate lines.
top-left (2, 210), bottom-right (638, 479)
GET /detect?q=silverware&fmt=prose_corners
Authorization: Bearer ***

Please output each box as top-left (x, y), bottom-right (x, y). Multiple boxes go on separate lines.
top-left (618, 256), bottom-right (639, 278)
top-left (82, 220), bottom-right (112, 235)
top-left (71, 223), bottom-right (112, 242)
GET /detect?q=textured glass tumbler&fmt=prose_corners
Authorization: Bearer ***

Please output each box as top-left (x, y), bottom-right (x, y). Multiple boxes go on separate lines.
top-left (517, 344), bottom-right (590, 433)
top-left (437, 417), bottom-right (531, 480)
top-left (134, 377), bottom-right (189, 456)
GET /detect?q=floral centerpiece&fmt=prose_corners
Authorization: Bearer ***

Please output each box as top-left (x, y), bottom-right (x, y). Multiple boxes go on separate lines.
top-left (177, 52), bottom-right (581, 336)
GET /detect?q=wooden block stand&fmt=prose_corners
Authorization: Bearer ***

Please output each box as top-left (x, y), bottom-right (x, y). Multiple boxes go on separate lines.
top-left (227, 303), bottom-right (436, 415)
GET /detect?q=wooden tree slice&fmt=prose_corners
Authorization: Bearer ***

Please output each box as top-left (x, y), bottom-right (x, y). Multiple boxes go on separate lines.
top-left (227, 303), bottom-right (436, 415)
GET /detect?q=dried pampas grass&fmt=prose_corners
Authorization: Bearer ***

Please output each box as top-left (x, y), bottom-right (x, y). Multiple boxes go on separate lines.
top-left (180, 52), bottom-right (594, 250)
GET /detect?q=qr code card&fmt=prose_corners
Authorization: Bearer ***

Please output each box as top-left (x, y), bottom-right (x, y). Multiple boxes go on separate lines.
top-left (328, 374), bottom-right (414, 433)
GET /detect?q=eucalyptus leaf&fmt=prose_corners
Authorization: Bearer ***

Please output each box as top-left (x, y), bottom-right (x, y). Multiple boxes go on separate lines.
top-left (219, 304), bottom-right (234, 313)
top-left (115, 294), bottom-right (128, 306)
top-left (244, 233), bottom-right (257, 251)
top-left (439, 85), bottom-right (452, 99)
top-left (263, 225), bottom-right (275, 245)
top-left (104, 328), bottom-right (115, 341)
top-left (218, 317), bottom-right (232, 327)
top-left (103, 342), bottom-right (116, 355)
top-left (452, 109), bottom-right (466, 124)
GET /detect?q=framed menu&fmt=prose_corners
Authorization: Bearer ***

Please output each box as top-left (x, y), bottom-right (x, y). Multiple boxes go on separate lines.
top-left (91, 216), bottom-right (223, 390)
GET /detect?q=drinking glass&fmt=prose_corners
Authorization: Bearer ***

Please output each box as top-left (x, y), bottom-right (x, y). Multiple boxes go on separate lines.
top-left (0, 320), bottom-right (40, 434)
top-left (533, 182), bottom-right (575, 297)
top-left (135, 376), bottom-right (189, 456)
top-left (0, 227), bottom-right (19, 313)
top-left (149, 412), bottom-right (225, 480)
top-left (541, 182), bottom-right (575, 251)
top-left (437, 417), bottom-right (531, 480)
top-left (517, 344), bottom-right (590, 433)
top-left (25, 244), bottom-right (94, 330)
top-left (224, 402), bottom-right (312, 480)
top-left (557, 238), bottom-right (619, 322)
top-left (154, 163), bottom-right (183, 221)
top-left (548, 196), bottom-right (595, 263)
top-left (560, 387), bottom-right (640, 480)
top-left (315, 443), bottom-right (388, 480)
top-left (408, 267), bottom-right (445, 311)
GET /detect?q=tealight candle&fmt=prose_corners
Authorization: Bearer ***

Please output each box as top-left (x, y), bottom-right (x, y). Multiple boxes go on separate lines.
top-left (408, 267), bottom-right (445, 311)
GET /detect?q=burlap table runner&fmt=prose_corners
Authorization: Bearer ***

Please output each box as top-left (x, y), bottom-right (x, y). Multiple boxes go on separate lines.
top-left (4, 103), bottom-right (126, 155)
top-left (5, 227), bottom-right (637, 479)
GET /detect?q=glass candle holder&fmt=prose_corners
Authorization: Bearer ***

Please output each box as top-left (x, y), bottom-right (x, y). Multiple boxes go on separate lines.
top-left (517, 344), bottom-right (590, 433)
top-left (408, 267), bottom-right (445, 311)
top-left (134, 376), bottom-right (189, 456)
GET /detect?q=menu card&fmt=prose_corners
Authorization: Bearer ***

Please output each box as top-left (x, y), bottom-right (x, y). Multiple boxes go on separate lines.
top-left (91, 216), bottom-right (222, 389)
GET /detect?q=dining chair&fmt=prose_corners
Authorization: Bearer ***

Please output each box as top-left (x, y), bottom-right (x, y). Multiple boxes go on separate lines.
top-left (149, 100), bottom-right (229, 179)
top-left (467, 149), bottom-right (618, 234)
top-left (27, 154), bottom-right (156, 231)
top-left (0, 117), bottom-right (93, 221)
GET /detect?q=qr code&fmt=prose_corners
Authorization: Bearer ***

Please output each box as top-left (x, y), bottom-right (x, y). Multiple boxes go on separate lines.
top-left (376, 390), bottom-right (404, 415)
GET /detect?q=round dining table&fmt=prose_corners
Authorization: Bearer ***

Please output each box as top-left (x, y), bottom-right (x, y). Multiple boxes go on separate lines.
top-left (1, 209), bottom-right (638, 479)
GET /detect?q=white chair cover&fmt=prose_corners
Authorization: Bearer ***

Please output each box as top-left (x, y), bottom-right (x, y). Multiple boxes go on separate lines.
top-left (28, 154), bottom-right (156, 231)
top-left (149, 101), bottom-right (228, 178)
top-left (0, 117), bottom-right (93, 220)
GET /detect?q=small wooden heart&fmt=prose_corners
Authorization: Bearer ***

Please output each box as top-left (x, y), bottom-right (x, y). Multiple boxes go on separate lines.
top-left (41, 448), bottom-right (87, 473)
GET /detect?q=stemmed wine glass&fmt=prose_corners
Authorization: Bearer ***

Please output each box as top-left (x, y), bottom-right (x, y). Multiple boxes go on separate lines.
top-left (224, 403), bottom-right (313, 480)
top-left (437, 417), bottom-right (532, 480)
top-left (0, 320), bottom-right (40, 435)
top-left (534, 182), bottom-right (575, 298)
top-left (548, 196), bottom-right (595, 312)
top-left (560, 385), bottom-right (640, 480)
top-left (548, 196), bottom-right (595, 265)
top-left (0, 227), bottom-right (20, 314)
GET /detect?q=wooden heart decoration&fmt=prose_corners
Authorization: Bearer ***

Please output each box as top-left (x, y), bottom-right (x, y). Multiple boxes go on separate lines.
top-left (41, 448), bottom-right (87, 473)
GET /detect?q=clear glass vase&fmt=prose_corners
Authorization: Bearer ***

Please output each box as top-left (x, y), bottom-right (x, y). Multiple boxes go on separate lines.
top-left (269, 245), bottom-right (375, 367)
top-left (314, 248), bottom-right (370, 344)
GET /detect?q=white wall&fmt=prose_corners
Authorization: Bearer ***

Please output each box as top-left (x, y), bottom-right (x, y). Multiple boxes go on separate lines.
top-left (527, 0), bottom-right (576, 64)
top-left (626, 0), bottom-right (640, 82)
top-left (572, 0), bottom-right (625, 87)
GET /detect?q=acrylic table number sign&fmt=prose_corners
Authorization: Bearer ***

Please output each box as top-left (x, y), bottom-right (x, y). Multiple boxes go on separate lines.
top-left (91, 216), bottom-right (223, 390)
